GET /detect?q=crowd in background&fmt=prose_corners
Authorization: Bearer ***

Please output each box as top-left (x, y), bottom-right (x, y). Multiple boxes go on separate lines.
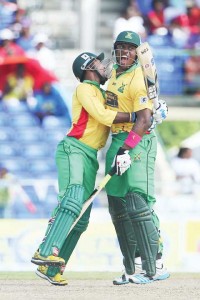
top-left (116, 0), bottom-right (200, 49)
top-left (0, 0), bottom-right (72, 218)
top-left (114, 0), bottom-right (200, 96)
top-left (0, 0), bottom-right (200, 219)
top-left (0, 0), bottom-right (71, 123)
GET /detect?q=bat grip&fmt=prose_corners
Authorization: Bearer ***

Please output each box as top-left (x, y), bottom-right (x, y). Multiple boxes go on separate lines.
top-left (108, 166), bottom-right (116, 176)
top-left (153, 95), bottom-right (159, 110)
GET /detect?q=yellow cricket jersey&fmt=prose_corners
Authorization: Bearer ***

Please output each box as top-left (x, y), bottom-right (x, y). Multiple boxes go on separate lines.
top-left (106, 63), bottom-right (153, 134)
top-left (67, 80), bottom-right (117, 150)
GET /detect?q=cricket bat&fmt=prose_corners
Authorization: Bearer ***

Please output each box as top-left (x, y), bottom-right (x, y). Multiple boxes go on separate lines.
top-left (67, 167), bottom-right (116, 235)
top-left (136, 42), bottom-right (159, 109)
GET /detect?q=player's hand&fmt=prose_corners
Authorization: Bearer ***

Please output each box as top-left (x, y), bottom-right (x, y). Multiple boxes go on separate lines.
top-left (148, 100), bottom-right (168, 132)
top-left (153, 99), bottom-right (168, 124)
top-left (112, 147), bottom-right (132, 176)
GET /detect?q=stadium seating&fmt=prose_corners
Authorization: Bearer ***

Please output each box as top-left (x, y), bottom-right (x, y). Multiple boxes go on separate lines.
top-left (154, 50), bottom-right (185, 95)
top-left (0, 105), bottom-right (67, 180)
top-left (0, 100), bottom-right (69, 218)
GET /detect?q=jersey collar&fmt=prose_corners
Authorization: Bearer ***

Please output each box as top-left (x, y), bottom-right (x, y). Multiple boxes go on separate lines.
top-left (83, 80), bottom-right (100, 88)
top-left (114, 61), bottom-right (139, 74)
top-left (83, 80), bottom-right (105, 98)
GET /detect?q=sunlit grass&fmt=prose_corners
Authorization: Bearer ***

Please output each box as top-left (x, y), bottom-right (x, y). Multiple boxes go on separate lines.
top-left (0, 272), bottom-right (200, 280)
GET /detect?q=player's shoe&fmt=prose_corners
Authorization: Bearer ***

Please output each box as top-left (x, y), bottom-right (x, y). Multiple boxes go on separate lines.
top-left (113, 256), bottom-right (145, 285)
top-left (35, 266), bottom-right (68, 286)
top-left (113, 272), bottom-right (130, 285)
top-left (31, 251), bottom-right (65, 266)
top-left (113, 258), bottom-right (169, 285)
top-left (129, 259), bottom-right (170, 284)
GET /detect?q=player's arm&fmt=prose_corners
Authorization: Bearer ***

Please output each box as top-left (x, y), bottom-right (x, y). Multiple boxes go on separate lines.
top-left (123, 108), bottom-right (152, 150)
top-left (77, 85), bottom-right (135, 126)
top-left (113, 111), bottom-right (136, 124)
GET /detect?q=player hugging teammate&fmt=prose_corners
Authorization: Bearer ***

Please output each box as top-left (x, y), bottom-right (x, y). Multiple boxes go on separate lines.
top-left (31, 31), bottom-right (169, 286)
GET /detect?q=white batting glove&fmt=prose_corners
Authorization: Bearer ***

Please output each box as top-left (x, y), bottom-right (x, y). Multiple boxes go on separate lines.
top-left (148, 99), bottom-right (168, 132)
top-left (112, 147), bottom-right (132, 176)
top-left (153, 99), bottom-right (168, 124)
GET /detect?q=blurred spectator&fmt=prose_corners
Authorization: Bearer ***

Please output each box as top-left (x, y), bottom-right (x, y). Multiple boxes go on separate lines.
top-left (168, 14), bottom-right (190, 48)
top-left (10, 7), bottom-right (27, 40)
top-left (184, 54), bottom-right (200, 96)
top-left (186, 4), bottom-right (200, 48)
top-left (171, 147), bottom-right (200, 194)
top-left (0, 164), bottom-right (36, 218)
top-left (0, 28), bottom-right (25, 56)
top-left (164, 3), bottom-right (186, 25)
top-left (2, 62), bottom-right (34, 102)
top-left (187, 4), bottom-right (200, 34)
top-left (113, 5), bottom-right (147, 40)
top-left (16, 17), bottom-right (35, 51)
top-left (27, 82), bottom-right (71, 124)
top-left (27, 33), bottom-right (56, 71)
top-left (0, 0), bottom-right (17, 30)
top-left (147, 0), bottom-right (167, 35)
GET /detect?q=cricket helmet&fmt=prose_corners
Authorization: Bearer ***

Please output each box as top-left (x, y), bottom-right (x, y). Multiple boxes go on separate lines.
top-left (114, 31), bottom-right (141, 49)
top-left (72, 52), bottom-right (104, 82)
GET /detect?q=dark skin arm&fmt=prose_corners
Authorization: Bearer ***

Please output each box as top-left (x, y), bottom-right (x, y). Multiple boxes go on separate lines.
top-left (122, 108), bottom-right (152, 150)
top-left (113, 112), bottom-right (132, 123)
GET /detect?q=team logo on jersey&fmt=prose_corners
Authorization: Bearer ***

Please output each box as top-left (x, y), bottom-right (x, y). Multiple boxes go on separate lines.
top-left (139, 96), bottom-right (148, 104)
top-left (105, 91), bottom-right (118, 108)
top-left (118, 83), bottom-right (127, 93)
top-left (133, 152), bottom-right (141, 162)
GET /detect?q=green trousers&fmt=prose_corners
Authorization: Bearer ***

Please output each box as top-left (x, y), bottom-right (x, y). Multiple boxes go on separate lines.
top-left (105, 132), bottom-right (163, 257)
top-left (41, 136), bottom-right (98, 276)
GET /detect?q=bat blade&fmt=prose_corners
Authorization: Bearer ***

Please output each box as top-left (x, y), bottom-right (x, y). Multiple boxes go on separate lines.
top-left (136, 42), bottom-right (159, 109)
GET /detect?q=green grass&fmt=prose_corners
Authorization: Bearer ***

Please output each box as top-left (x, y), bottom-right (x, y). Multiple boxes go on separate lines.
top-left (0, 272), bottom-right (200, 280)
top-left (0, 272), bottom-right (119, 280)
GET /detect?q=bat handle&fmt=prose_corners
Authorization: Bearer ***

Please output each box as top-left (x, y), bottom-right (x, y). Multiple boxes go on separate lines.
top-left (108, 166), bottom-right (116, 176)
top-left (153, 96), bottom-right (159, 110)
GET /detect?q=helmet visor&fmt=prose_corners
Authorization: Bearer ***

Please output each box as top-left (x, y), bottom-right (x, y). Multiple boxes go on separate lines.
top-left (112, 46), bottom-right (137, 68)
top-left (85, 58), bottom-right (113, 80)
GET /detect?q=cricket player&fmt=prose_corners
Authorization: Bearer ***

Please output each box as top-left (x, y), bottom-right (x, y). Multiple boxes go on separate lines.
top-left (105, 31), bottom-right (170, 284)
top-left (31, 51), bottom-right (135, 285)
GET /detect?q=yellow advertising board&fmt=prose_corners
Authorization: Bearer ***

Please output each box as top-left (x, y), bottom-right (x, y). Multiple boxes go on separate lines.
top-left (0, 209), bottom-right (200, 272)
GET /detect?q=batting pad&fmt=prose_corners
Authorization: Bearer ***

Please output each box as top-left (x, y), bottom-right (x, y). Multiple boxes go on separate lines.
top-left (40, 184), bottom-right (84, 257)
top-left (47, 204), bottom-right (92, 277)
top-left (108, 195), bottom-right (137, 275)
top-left (126, 192), bottom-right (159, 277)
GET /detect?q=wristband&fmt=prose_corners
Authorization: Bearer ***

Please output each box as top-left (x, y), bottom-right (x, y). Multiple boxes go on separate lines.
top-left (125, 130), bottom-right (142, 148)
top-left (129, 112), bottom-right (136, 123)
top-left (131, 112), bottom-right (136, 123)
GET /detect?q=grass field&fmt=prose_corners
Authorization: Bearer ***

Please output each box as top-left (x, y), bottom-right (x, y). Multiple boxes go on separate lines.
top-left (0, 271), bottom-right (120, 280)
top-left (0, 272), bottom-right (200, 300)
top-left (1, 271), bottom-right (200, 280)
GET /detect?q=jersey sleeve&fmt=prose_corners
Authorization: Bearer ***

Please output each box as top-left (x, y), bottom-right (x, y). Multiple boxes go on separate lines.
top-left (76, 84), bottom-right (117, 127)
top-left (130, 68), bottom-right (154, 112)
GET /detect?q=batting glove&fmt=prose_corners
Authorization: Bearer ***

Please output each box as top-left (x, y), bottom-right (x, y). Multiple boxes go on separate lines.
top-left (153, 99), bottom-right (168, 124)
top-left (148, 99), bottom-right (168, 132)
top-left (112, 147), bottom-right (132, 176)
